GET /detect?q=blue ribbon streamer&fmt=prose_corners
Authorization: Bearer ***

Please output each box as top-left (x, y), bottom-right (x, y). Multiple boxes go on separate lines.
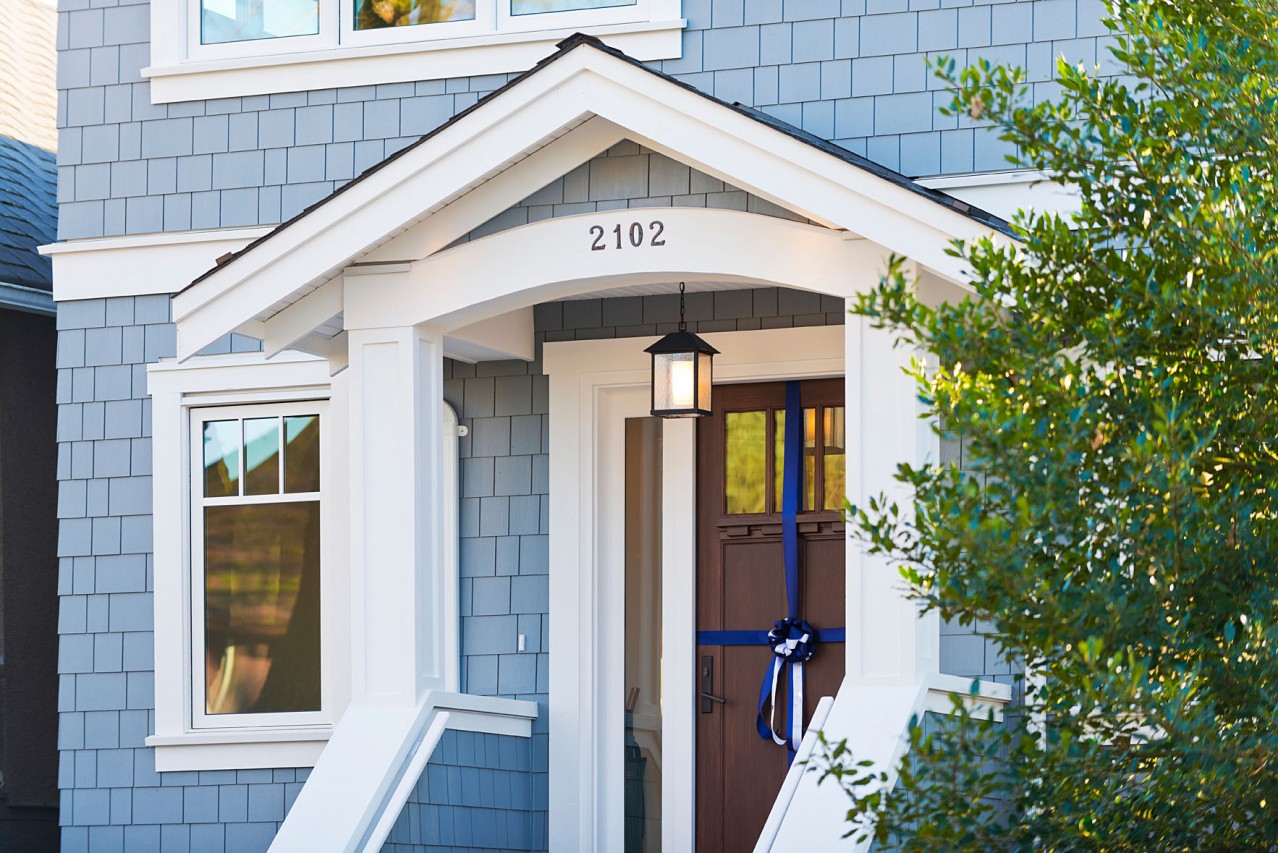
top-left (697, 381), bottom-right (846, 765)
top-left (697, 627), bottom-right (846, 645)
top-left (783, 381), bottom-right (801, 623)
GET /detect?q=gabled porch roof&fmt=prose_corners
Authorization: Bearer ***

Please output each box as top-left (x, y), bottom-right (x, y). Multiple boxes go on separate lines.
top-left (172, 33), bottom-right (1013, 362)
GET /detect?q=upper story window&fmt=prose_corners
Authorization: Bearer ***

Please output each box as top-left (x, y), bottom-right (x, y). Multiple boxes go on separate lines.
top-left (189, 0), bottom-right (664, 60)
top-left (146, 0), bottom-right (682, 103)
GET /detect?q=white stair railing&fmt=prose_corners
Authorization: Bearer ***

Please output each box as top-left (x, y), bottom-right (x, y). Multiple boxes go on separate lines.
top-left (754, 695), bottom-right (835, 853)
top-left (358, 710), bottom-right (450, 852)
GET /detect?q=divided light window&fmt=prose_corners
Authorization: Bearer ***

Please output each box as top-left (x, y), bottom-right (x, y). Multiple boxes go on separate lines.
top-left (197, 0), bottom-right (647, 55)
top-left (192, 404), bottom-right (325, 729)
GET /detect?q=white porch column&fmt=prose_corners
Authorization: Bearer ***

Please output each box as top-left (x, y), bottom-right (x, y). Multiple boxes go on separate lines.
top-left (346, 319), bottom-right (448, 706)
top-left (844, 307), bottom-right (939, 686)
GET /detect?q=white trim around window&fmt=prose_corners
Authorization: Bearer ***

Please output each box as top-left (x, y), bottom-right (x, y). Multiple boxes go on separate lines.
top-left (148, 352), bottom-right (348, 771)
top-left (145, 0), bottom-right (683, 103)
top-left (147, 351), bottom-right (468, 770)
top-left (148, 349), bottom-right (469, 771)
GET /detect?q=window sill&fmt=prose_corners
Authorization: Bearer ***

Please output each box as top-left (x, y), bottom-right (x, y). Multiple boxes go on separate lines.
top-left (143, 19), bottom-right (685, 104)
top-left (147, 727), bottom-right (334, 772)
top-left (145, 694), bottom-right (538, 772)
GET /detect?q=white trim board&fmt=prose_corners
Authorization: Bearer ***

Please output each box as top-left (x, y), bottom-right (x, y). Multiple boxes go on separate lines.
top-left (145, 350), bottom-right (466, 771)
top-left (544, 326), bottom-right (848, 851)
top-left (41, 227), bottom-right (271, 302)
top-left (145, 21), bottom-right (684, 103)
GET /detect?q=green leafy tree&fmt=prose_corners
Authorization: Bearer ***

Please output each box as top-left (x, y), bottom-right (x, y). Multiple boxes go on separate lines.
top-left (818, 1), bottom-right (1278, 848)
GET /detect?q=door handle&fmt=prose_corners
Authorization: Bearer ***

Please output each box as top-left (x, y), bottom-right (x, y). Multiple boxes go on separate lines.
top-left (700, 655), bottom-right (723, 713)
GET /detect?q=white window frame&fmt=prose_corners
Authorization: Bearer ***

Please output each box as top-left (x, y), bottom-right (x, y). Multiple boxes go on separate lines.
top-left (148, 350), bottom-right (465, 771)
top-left (188, 0), bottom-right (334, 62)
top-left (145, 0), bottom-right (683, 104)
top-left (188, 400), bottom-right (333, 731)
top-left (338, 0), bottom-right (496, 50)
top-left (148, 353), bottom-right (348, 771)
top-left (496, 0), bottom-right (648, 34)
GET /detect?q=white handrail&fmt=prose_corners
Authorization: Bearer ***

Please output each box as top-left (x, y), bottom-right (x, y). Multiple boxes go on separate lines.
top-left (268, 692), bottom-right (535, 853)
top-left (753, 695), bottom-right (835, 853)
top-left (359, 710), bottom-right (451, 852)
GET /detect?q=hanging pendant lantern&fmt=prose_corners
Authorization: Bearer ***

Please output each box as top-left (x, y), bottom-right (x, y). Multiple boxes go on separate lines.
top-left (645, 283), bottom-right (718, 418)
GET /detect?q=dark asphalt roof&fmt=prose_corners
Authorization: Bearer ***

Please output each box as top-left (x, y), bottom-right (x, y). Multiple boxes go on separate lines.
top-left (189, 33), bottom-right (1014, 291)
top-left (0, 135), bottom-right (56, 291)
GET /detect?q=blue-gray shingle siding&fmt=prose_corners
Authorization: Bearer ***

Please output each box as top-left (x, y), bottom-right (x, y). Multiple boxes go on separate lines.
top-left (56, 0), bottom-right (1110, 239)
top-left (56, 1), bottom-right (1093, 847)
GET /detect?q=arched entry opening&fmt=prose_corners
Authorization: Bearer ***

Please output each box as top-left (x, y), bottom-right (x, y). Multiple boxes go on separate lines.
top-left (318, 208), bottom-right (936, 850)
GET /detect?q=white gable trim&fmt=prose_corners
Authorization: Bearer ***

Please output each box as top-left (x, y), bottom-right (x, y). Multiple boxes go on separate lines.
top-left (171, 41), bottom-right (1005, 361)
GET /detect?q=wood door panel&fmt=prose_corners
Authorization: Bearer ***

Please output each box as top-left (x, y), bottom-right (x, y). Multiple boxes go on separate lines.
top-left (696, 379), bottom-right (847, 852)
top-left (722, 539), bottom-right (784, 629)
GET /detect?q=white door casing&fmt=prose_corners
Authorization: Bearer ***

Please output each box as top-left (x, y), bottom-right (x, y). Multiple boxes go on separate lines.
top-left (545, 324), bottom-right (918, 850)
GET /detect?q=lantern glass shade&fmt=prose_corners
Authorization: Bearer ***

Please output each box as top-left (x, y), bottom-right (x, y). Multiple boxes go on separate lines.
top-left (646, 331), bottom-right (717, 417)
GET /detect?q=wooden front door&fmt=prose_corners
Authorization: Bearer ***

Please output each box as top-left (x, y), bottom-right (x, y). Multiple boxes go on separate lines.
top-left (695, 379), bottom-right (847, 851)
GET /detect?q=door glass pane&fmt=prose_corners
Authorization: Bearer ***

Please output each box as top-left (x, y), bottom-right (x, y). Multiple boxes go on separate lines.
top-left (511, 0), bottom-right (635, 15)
top-left (283, 416), bottom-right (321, 494)
top-left (204, 501), bottom-right (321, 714)
top-left (354, 0), bottom-right (475, 29)
top-left (243, 418), bottom-right (281, 496)
top-left (624, 418), bottom-right (662, 852)
top-left (822, 406), bottom-right (846, 512)
top-left (773, 408), bottom-right (816, 512)
top-left (724, 410), bottom-right (766, 514)
top-left (201, 0), bottom-right (319, 44)
top-left (204, 420), bottom-right (241, 498)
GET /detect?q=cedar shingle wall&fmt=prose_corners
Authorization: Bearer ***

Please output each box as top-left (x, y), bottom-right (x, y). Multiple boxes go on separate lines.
top-left (56, 0), bottom-right (1112, 239)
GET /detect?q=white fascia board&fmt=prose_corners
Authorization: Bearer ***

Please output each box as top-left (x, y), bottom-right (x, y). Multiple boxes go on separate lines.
top-left (572, 65), bottom-right (999, 275)
top-left (0, 281), bottom-right (55, 316)
top-left (172, 60), bottom-right (601, 359)
top-left (145, 21), bottom-right (684, 104)
top-left (361, 115), bottom-right (628, 264)
top-left (172, 44), bottom-right (1005, 359)
top-left (146, 350), bottom-right (333, 396)
top-left (42, 227), bottom-right (271, 302)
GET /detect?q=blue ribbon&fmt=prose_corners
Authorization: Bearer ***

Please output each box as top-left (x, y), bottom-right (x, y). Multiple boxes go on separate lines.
top-left (696, 381), bottom-right (846, 764)
top-left (698, 627), bottom-right (846, 645)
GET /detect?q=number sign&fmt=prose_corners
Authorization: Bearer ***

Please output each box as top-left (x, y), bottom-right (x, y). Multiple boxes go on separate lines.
top-left (589, 220), bottom-right (666, 251)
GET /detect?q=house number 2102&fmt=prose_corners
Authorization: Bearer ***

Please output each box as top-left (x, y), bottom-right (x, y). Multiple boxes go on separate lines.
top-left (589, 220), bottom-right (666, 250)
